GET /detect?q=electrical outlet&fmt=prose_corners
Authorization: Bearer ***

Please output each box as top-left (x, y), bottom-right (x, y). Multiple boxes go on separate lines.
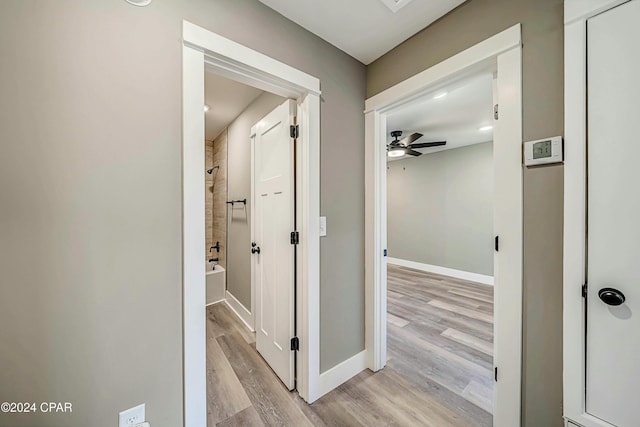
top-left (319, 216), bottom-right (327, 237)
top-left (119, 403), bottom-right (145, 427)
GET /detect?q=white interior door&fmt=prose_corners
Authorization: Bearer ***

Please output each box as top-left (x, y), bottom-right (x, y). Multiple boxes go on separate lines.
top-left (253, 99), bottom-right (296, 390)
top-left (586, 2), bottom-right (640, 425)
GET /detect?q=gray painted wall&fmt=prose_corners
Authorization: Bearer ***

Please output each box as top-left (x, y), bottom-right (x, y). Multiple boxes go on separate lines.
top-left (0, 1), bottom-right (365, 426)
top-left (387, 143), bottom-right (494, 276)
top-left (226, 92), bottom-right (284, 310)
top-left (368, 1), bottom-right (564, 425)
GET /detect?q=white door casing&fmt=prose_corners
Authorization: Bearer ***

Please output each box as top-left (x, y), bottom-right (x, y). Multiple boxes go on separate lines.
top-left (585, 1), bottom-right (639, 425)
top-left (252, 99), bottom-right (297, 390)
top-left (364, 24), bottom-right (523, 427)
top-left (182, 21), bottom-right (322, 424)
top-left (492, 46), bottom-right (523, 427)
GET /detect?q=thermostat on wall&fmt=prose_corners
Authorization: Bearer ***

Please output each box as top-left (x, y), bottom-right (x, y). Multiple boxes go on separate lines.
top-left (524, 136), bottom-right (563, 166)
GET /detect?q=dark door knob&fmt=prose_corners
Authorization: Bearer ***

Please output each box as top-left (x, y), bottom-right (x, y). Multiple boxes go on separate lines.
top-left (251, 245), bottom-right (261, 254)
top-left (598, 288), bottom-right (626, 306)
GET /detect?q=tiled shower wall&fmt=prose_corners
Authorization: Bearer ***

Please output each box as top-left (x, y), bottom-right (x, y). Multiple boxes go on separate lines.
top-left (205, 129), bottom-right (227, 268)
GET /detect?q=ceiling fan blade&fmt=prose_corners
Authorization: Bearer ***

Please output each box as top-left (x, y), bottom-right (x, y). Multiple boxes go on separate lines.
top-left (398, 132), bottom-right (423, 146)
top-left (408, 141), bottom-right (447, 149)
top-left (404, 149), bottom-right (422, 157)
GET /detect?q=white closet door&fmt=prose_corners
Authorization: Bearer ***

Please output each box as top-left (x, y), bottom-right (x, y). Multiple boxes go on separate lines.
top-left (586, 2), bottom-right (640, 425)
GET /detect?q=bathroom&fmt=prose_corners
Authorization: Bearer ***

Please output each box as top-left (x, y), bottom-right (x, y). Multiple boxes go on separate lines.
top-left (203, 70), bottom-right (285, 312)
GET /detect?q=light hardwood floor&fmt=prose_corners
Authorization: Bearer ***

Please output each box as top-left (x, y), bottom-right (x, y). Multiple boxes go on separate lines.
top-left (206, 265), bottom-right (493, 426)
top-left (386, 264), bottom-right (494, 423)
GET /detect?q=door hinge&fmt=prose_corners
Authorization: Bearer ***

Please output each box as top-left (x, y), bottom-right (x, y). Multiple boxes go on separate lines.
top-left (494, 367), bottom-right (498, 382)
top-left (290, 231), bottom-right (299, 245)
top-left (290, 124), bottom-right (299, 139)
top-left (582, 283), bottom-right (588, 298)
top-left (494, 104), bottom-right (499, 120)
top-left (495, 235), bottom-right (499, 252)
top-left (291, 337), bottom-right (299, 351)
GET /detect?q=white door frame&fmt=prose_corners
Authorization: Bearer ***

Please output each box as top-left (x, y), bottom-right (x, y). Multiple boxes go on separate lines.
top-left (364, 24), bottom-right (523, 426)
top-left (563, 1), bottom-right (630, 426)
top-left (182, 21), bottom-right (321, 426)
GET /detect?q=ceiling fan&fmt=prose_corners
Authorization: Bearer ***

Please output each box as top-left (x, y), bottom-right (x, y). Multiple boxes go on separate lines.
top-left (387, 130), bottom-right (446, 158)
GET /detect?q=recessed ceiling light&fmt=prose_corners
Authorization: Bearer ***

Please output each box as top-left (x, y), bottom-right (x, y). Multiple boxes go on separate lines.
top-left (433, 92), bottom-right (448, 100)
top-left (204, 104), bottom-right (211, 112)
top-left (125, 0), bottom-right (152, 6)
top-left (387, 148), bottom-right (405, 158)
top-left (479, 125), bottom-right (493, 132)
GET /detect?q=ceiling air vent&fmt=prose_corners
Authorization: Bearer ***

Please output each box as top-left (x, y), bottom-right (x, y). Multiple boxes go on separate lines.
top-left (379, 0), bottom-right (415, 13)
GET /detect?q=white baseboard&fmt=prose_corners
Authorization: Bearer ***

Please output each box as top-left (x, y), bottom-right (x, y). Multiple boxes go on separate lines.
top-left (317, 350), bottom-right (368, 399)
top-left (387, 257), bottom-right (494, 286)
top-left (225, 291), bottom-right (255, 332)
top-left (205, 298), bottom-right (225, 307)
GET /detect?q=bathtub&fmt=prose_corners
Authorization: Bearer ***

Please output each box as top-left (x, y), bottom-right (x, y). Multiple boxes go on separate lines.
top-left (206, 264), bottom-right (226, 305)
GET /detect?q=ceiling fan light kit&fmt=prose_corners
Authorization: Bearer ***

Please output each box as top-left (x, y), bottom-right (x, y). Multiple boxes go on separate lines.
top-left (386, 130), bottom-right (446, 158)
top-left (388, 148), bottom-right (406, 157)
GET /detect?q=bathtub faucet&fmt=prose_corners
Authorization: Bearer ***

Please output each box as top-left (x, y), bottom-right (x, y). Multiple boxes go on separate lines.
top-left (208, 258), bottom-right (219, 263)
top-left (210, 241), bottom-right (221, 253)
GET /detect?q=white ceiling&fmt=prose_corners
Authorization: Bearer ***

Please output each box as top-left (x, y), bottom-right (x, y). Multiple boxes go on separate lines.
top-left (205, 72), bottom-right (263, 141)
top-left (386, 72), bottom-right (494, 161)
top-left (258, 0), bottom-right (466, 64)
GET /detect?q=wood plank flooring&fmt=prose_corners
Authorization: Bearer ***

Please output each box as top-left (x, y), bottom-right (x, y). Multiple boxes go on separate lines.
top-left (206, 265), bottom-right (493, 426)
top-left (386, 264), bottom-right (494, 420)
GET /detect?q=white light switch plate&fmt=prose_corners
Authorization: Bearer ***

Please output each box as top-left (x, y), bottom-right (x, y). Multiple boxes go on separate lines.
top-left (319, 216), bottom-right (327, 237)
top-left (119, 403), bottom-right (145, 427)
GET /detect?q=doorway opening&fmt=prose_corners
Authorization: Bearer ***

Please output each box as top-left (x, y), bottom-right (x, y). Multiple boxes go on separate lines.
top-left (385, 71), bottom-right (496, 425)
top-left (182, 21), bottom-right (322, 425)
top-left (203, 69), bottom-right (299, 427)
top-left (364, 24), bottom-right (523, 427)
top-left (204, 63), bottom-right (300, 423)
